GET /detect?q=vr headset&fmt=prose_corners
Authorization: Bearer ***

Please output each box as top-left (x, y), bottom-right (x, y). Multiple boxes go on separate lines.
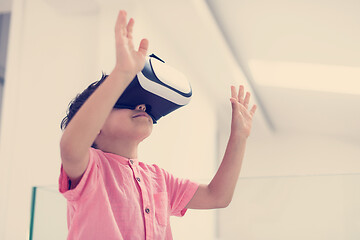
top-left (114, 54), bottom-right (192, 123)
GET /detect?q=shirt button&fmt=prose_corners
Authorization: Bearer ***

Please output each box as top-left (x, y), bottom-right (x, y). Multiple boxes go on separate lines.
top-left (129, 160), bottom-right (134, 165)
top-left (145, 208), bottom-right (150, 214)
top-left (136, 177), bottom-right (141, 182)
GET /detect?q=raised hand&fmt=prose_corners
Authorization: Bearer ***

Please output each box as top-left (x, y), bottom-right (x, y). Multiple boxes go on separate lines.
top-left (114, 10), bottom-right (149, 78)
top-left (230, 85), bottom-right (257, 139)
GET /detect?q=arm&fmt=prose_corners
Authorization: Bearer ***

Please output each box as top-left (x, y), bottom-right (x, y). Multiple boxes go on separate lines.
top-left (60, 10), bottom-right (149, 185)
top-left (187, 85), bottom-right (257, 209)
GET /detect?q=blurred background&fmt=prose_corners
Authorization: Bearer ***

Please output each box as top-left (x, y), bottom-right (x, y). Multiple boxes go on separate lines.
top-left (0, 0), bottom-right (359, 239)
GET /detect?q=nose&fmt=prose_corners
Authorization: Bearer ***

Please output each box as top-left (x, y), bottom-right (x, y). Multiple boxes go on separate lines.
top-left (135, 104), bottom-right (146, 112)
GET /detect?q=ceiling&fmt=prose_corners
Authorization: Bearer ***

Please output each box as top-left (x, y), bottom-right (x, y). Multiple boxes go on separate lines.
top-left (1, 0), bottom-right (359, 141)
top-left (207, 0), bottom-right (360, 140)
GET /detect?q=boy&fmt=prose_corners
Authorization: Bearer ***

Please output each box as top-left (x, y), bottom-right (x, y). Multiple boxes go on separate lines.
top-left (59, 10), bottom-right (257, 240)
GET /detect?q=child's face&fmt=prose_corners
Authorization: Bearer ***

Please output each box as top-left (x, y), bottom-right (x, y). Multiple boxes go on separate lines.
top-left (100, 104), bottom-right (153, 142)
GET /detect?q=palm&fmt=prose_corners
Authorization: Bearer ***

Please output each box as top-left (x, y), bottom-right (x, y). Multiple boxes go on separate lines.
top-left (114, 10), bottom-right (148, 76)
top-left (230, 85), bottom-right (257, 138)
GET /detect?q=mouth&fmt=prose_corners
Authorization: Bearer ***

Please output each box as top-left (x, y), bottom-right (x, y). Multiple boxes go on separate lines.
top-left (132, 113), bottom-right (150, 119)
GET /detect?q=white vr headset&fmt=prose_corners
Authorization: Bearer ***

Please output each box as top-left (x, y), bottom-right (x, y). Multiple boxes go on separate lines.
top-left (114, 54), bottom-right (192, 123)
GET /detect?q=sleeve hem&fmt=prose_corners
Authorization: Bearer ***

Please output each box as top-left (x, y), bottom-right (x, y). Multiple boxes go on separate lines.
top-left (58, 148), bottom-right (97, 201)
top-left (177, 181), bottom-right (199, 217)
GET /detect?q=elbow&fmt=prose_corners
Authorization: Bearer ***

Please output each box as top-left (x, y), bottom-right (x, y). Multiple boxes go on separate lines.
top-left (60, 134), bottom-right (73, 156)
top-left (60, 131), bottom-right (89, 160)
top-left (207, 185), bottom-right (233, 209)
top-left (215, 196), bottom-right (232, 209)
top-left (60, 134), bottom-right (81, 162)
top-left (222, 199), bottom-right (232, 208)
top-left (60, 136), bottom-right (72, 161)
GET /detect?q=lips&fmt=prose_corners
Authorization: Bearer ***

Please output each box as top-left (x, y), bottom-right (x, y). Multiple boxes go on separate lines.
top-left (132, 112), bottom-right (150, 119)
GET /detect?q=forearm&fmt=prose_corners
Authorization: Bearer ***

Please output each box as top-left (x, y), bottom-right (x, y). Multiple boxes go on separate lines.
top-left (186, 85), bottom-right (256, 210)
top-left (208, 134), bottom-right (247, 207)
top-left (60, 68), bottom-right (133, 159)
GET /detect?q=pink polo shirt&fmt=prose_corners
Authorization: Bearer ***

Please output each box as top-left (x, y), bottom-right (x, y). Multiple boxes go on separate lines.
top-left (59, 147), bottom-right (199, 240)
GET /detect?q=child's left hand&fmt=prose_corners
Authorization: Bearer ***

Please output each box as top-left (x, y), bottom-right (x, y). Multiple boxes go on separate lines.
top-left (230, 85), bottom-right (257, 139)
top-left (186, 85), bottom-right (257, 210)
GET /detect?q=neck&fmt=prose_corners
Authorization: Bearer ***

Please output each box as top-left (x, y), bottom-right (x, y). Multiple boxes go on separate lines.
top-left (97, 138), bottom-right (140, 159)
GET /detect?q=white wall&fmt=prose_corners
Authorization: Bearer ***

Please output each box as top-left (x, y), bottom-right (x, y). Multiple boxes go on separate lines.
top-left (0, 0), bottom-right (100, 239)
top-left (218, 172), bottom-right (360, 239)
top-left (217, 110), bottom-right (360, 239)
top-left (0, 0), bottom-right (217, 239)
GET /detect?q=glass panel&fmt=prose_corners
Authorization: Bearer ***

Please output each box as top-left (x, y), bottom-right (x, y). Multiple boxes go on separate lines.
top-left (29, 186), bottom-right (67, 240)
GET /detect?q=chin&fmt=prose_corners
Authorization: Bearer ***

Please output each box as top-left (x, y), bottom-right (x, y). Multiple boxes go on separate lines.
top-left (134, 125), bottom-right (153, 141)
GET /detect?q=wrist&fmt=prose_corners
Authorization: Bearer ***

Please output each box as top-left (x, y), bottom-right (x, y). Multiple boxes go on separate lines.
top-left (111, 66), bottom-right (137, 83)
top-left (229, 132), bottom-right (248, 143)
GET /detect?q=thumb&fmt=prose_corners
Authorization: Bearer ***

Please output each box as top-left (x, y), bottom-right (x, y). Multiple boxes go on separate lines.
top-left (138, 38), bottom-right (149, 57)
top-left (230, 97), bottom-right (240, 112)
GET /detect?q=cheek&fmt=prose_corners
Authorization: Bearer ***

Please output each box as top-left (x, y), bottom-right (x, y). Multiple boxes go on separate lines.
top-left (102, 114), bottom-right (129, 134)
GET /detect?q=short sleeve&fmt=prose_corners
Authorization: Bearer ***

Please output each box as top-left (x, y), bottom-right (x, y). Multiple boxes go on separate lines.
top-left (58, 147), bottom-right (100, 201)
top-left (161, 168), bottom-right (199, 217)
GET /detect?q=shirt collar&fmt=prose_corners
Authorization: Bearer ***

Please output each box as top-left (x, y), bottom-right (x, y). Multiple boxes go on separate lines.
top-left (102, 151), bottom-right (139, 166)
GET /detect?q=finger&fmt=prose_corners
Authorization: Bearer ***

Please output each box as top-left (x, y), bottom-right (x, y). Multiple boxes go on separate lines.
top-left (126, 18), bottom-right (135, 50)
top-left (230, 97), bottom-right (241, 112)
top-left (127, 18), bottom-right (134, 39)
top-left (231, 85), bottom-right (237, 101)
top-left (138, 38), bottom-right (149, 57)
top-left (232, 98), bottom-right (249, 112)
top-left (250, 104), bottom-right (257, 116)
top-left (115, 10), bottom-right (127, 35)
top-left (115, 11), bottom-right (128, 47)
top-left (238, 85), bottom-right (244, 104)
top-left (244, 92), bottom-right (250, 109)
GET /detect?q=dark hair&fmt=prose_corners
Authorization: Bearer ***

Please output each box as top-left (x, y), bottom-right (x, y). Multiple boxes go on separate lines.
top-left (60, 73), bottom-right (109, 148)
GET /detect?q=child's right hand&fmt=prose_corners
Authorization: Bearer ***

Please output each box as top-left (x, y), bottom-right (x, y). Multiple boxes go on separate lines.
top-left (113, 10), bottom-right (149, 80)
